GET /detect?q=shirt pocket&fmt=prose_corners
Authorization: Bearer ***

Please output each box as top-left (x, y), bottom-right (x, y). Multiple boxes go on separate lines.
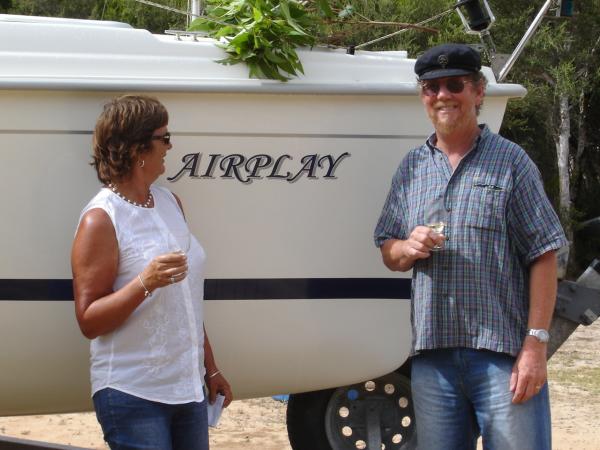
top-left (464, 180), bottom-right (508, 231)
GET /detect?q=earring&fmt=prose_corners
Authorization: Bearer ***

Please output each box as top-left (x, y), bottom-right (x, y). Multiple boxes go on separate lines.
top-left (139, 160), bottom-right (145, 168)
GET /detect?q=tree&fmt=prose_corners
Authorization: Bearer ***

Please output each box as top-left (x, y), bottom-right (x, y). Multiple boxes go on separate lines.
top-left (92, 0), bottom-right (187, 33)
top-left (0, 0), bottom-right (188, 33)
top-left (488, 0), bottom-right (600, 274)
top-left (0, 0), bottom-right (96, 18)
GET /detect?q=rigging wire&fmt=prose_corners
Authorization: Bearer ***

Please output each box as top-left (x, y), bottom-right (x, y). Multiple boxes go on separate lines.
top-left (353, 6), bottom-right (458, 50)
top-left (131, 0), bottom-right (188, 16)
top-left (101, 0), bottom-right (108, 20)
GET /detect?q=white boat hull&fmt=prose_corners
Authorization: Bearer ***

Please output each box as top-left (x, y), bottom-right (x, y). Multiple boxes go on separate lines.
top-left (0, 15), bottom-right (524, 415)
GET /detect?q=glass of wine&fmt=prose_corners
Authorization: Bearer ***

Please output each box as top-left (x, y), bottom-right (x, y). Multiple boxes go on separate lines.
top-left (170, 231), bottom-right (191, 255)
top-left (424, 196), bottom-right (447, 251)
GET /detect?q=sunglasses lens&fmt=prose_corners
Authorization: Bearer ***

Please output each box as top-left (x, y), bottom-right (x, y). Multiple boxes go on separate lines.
top-left (422, 82), bottom-right (440, 96)
top-left (422, 79), bottom-right (467, 96)
top-left (446, 79), bottom-right (466, 94)
top-left (151, 132), bottom-right (170, 144)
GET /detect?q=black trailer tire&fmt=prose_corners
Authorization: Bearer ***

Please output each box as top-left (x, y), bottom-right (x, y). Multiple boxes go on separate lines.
top-left (286, 372), bottom-right (416, 450)
top-left (287, 388), bottom-right (336, 450)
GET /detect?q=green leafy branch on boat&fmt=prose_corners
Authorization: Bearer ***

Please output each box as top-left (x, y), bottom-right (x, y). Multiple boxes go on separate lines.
top-left (187, 0), bottom-right (435, 81)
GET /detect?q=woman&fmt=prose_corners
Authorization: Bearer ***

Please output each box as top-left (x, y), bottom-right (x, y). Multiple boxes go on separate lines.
top-left (71, 94), bottom-right (232, 450)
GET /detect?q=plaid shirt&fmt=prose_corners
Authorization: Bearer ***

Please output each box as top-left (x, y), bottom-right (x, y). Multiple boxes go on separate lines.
top-left (374, 125), bottom-right (567, 356)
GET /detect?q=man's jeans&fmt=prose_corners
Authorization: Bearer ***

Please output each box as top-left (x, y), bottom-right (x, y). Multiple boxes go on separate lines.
top-left (411, 348), bottom-right (551, 450)
top-left (93, 388), bottom-right (209, 450)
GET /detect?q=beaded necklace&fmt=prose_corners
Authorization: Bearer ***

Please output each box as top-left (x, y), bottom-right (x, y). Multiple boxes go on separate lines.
top-left (107, 183), bottom-right (153, 208)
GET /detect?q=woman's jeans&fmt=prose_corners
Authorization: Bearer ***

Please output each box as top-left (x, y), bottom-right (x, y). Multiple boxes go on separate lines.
top-left (93, 388), bottom-right (209, 450)
top-left (411, 348), bottom-right (551, 450)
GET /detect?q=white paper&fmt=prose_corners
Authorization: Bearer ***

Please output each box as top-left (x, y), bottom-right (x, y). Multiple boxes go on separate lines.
top-left (207, 393), bottom-right (225, 427)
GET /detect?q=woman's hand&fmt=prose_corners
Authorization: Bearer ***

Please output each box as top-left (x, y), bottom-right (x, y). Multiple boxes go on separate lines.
top-left (205, 371), bottom-right (233, 408)
top-left (139, 251), bottom-right (188, 292)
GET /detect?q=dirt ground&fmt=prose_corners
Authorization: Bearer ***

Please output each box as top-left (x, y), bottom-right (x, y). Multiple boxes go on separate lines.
top-left (1, 320), bottom-right (599, 449)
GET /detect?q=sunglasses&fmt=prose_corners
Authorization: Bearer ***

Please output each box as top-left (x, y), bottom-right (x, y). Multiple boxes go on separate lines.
top-left (151, 132), bottom-right (171, 145)
top-left (420, 78), bottom-right (472, 96)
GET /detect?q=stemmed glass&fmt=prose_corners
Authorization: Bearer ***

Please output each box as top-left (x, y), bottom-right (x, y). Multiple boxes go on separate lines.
top-left (170, 231), bottom-right (191, 255)
top-left (424, 196), bottom-right (447, 251)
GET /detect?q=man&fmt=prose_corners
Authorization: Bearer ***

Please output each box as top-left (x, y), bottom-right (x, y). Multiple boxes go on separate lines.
top-left (374, 43), bottom-right (567, 449)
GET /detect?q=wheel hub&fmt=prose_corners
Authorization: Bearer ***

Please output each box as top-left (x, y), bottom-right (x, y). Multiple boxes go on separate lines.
top-left (324, 372), bottom-right (415, 449)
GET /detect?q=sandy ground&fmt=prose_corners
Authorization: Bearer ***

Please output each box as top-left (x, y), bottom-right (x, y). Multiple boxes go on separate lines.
top-left (1, 320), bottom-right (599, 449)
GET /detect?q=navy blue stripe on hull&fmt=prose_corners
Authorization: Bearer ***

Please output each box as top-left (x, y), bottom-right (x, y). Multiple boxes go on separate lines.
top-left (0, 279), bottom-right (74, 301)
top-left (0, 278), bottom-right (411, 301)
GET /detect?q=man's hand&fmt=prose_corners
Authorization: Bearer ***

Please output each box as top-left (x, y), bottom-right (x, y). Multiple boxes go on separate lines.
top-left (405, 225), bottom-right (446, 256)
top-left (510, 337), bottom-right (548, 404)
top-left (381, 226), bottom-right (445, 271)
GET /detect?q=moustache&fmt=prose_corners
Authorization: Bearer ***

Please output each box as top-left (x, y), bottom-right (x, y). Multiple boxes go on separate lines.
top-left (433, 102), bottom-right (458, 109)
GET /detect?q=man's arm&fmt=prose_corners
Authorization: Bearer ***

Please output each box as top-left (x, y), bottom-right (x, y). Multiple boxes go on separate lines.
top-left (510, 250), bottom-right (557, 404)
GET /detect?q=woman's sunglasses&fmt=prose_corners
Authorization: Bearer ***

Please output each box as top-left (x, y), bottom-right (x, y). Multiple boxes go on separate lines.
top-left (151, 132), bottom-right (171, 145)
top-left (420, 78), bottom-right (472, 96)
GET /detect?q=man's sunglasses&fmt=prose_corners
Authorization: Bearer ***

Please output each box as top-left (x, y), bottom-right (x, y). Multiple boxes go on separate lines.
top-left (420, 78), bottom-right (471, 96)
top-left (151, 132), bottom-right (171, 145)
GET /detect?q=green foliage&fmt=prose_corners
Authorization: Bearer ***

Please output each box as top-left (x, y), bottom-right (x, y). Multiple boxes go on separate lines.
top-left (93, 0), bottom-right (187, 34)
top-left (319, 0), bottom-right (468, 54)
top-left (0, 0), bottom-right (188, 33)
top-left (188, 0), bottom-right (321, 81)
top-left (185, 0), bottom-right (472, 80)
top-left (494, 0), bottom-right (600, 272)
top-left (499, 83), bottom-right (560, 202)
top-left (0, 0), bottom-right (96, 18)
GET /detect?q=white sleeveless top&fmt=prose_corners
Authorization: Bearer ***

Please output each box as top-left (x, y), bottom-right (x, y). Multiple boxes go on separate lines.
top-left (79, 185), bottom-right (206, 404)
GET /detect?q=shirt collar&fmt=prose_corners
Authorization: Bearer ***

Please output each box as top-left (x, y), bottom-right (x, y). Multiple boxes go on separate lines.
top-left (425, 124), bottom-right (489, 155)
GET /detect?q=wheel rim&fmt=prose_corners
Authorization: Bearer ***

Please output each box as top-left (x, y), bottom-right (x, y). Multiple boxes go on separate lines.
top-left (324, 372), bottom-right (416, 449)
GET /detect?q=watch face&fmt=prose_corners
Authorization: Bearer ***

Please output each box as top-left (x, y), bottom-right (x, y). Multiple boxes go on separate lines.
top-left (529, 329), bottom-right (550, 342)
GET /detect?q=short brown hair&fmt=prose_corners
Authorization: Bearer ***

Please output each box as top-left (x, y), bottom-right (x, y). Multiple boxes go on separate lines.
top-left (91, 95), bottom-right (168, 183)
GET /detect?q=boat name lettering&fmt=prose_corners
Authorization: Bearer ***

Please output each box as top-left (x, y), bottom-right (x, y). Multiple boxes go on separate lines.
top-left (167, 152), bottom-right (350, 184)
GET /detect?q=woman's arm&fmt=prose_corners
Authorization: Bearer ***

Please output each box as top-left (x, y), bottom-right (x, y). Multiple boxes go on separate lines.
top-left (71, 208), bottom-right (187, 339)
top-left (203, 325), bottom-right (233, 407)
top-left (72, 209), bottom-right (146, 338)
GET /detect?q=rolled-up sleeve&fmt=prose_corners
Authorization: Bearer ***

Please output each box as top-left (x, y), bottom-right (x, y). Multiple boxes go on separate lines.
top-left (374, 166), bottom-right (408, 248)
top-left (507, 158), bottom-right (568, 264)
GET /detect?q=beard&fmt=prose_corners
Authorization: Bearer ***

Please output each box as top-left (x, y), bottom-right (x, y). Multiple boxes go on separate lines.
top-left (429, 102), bottom-right (476, 136)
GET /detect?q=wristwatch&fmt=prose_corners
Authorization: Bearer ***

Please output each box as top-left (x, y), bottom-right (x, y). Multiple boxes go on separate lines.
top-left (526, 328), bottom-right (550, 343)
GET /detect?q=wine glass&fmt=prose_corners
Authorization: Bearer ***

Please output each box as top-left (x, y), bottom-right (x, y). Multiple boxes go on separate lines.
top-left (170, 231), bottom-right (191, 255)
top-left (424, 196), bottom-right (447, 251)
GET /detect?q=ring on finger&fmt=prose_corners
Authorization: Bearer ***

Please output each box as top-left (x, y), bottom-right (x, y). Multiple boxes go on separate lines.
top-left (170, 276), bottom-right (175, 284)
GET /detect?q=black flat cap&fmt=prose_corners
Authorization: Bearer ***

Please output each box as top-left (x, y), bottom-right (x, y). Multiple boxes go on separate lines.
top-left (415, 43), bottom-right (481, 80)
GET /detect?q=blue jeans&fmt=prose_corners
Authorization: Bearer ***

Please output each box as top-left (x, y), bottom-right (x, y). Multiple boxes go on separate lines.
top-left (93, 388), bottom-right (209, 450)
top-left (411, 348), bottom-right (551, 450)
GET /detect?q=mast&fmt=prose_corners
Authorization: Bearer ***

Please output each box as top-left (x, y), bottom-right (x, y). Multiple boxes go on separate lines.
top-left (190, 0), bottom-right (201, 19)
